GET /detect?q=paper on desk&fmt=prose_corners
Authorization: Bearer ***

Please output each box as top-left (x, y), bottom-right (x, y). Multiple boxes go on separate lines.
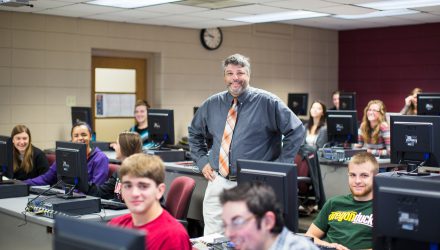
top-left (191, 233), bottom-right (225, 244)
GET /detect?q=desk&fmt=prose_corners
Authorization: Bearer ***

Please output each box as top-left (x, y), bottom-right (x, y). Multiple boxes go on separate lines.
top-left (319, 158), bottom-right (404, 198)
top-left (0, 195), bottom-right (129, 250)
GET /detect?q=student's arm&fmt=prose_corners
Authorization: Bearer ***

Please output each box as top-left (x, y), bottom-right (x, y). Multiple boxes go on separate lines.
top-left (305, 224), bottom-right (349, 250)
top-left (24, 162), bottom-right (57, 186)
top-left (88, 150), bottom-right (109, 185)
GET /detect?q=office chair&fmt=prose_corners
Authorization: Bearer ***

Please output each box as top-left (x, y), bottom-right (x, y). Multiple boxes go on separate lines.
top-left (108, 163), bottom-right (120, 178)
top-left (46, 153), bottom-right (56, 166)
top-left (295, 145), bottom-right (326, 215)
top-left (165, 176), bottom-right (196, 228)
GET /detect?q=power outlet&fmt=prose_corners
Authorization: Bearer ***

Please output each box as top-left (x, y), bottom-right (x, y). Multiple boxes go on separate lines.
top-left (66, 96), bottom-right (76, 107)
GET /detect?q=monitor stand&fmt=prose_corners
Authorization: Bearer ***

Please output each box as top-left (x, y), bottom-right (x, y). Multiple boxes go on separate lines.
top-left (56, 185), bottom-right (86, 199)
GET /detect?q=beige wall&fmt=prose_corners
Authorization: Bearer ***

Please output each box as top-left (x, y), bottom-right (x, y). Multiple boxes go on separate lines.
top-left (0, 11), bottom-right (338, 149)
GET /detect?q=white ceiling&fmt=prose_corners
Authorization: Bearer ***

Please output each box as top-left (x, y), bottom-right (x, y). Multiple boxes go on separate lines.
top-left (1, 0), bottom-right (440, 30)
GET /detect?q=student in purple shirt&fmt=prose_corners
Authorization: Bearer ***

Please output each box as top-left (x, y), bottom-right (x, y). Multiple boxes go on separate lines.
top-left (24, 122), bottom-right (109, 186)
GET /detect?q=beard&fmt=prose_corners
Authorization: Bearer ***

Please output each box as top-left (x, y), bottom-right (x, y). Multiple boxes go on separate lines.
top-left (227, 80), bottom-right (248, 97)
top-left (349, 184), bottom-right (373, 199)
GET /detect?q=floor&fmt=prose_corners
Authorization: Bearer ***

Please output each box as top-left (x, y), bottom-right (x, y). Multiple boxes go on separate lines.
top-left (298, 212), bottom-right (318, 233)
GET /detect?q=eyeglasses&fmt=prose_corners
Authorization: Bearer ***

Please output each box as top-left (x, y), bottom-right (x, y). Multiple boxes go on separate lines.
top-left (223, 215), bottom-right (255, 232)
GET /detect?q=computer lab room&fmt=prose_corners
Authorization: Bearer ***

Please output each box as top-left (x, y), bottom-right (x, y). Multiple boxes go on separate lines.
top-left (0, 0), bottom-right (440, 249)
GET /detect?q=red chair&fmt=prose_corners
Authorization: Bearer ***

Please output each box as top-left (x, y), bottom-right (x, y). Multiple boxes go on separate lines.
top-left (108, 163), bottom-right (120, 178)
top-left (165, 176), bottom-right (196, 227)
top-left (46, 153), bottom-right (56, 166)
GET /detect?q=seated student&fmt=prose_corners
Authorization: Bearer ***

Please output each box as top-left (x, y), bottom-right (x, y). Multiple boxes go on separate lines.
top-left (24, 122), bottom-right (109, 186)
top-left (108, 153), bottom-right (191, 250)
top-left (306, 152), bottom-right (378, 250)
top-left (329, 90), bottom-right (340, 110)
top-left (400, 87), bottom-right (422, 115)
top-left (130, 99), bottom-right (155, 149)
top-left (87, 131), bottom-right (142, 201)
top-left (304, 101), bottom-right (328, 149)
top-left (11, 124), bottom-right (49, 180)
top-left (356, 100), bottom-right (390, 157)
top-left (220, 182), bottom-right (318, 250)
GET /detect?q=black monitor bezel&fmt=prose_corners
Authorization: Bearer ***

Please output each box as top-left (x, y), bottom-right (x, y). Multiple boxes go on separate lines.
top-left (339, 92), bottom-right (356, 111)
top-left (54, 215), bottom-right (145, 250)
top-left (326, 110), bottom-right (358, 144)
top-left (287, 93), bottom-right (309, 116)
top-left (55, 141), bottom-right (89, 193)
top-left (148, 109), bottom-right (175, 146)
top-left (0, 135), bottom-right (13, 179)
top-left (373, 175), bottom-right (440, 249)
top-left (417, 93), bottom-right (440, 116)
top-left (390, 115), bottom-right (440, 168)
top-left (237, 159), bottom-right (298, 233)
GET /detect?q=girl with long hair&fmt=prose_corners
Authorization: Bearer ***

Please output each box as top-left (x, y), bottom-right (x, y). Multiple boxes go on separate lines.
top-left (11, 124), bottom-right (49, 180)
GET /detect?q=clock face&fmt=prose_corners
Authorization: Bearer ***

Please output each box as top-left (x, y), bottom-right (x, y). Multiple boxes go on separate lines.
top-left (200, 28), bottom-right (223, 50)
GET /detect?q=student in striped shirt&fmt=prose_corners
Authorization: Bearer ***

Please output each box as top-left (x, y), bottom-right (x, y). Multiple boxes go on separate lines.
top-left (355, 100), bottom-right (390, 157)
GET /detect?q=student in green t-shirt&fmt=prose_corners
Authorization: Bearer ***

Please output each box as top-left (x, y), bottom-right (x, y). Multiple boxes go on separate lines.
top-left (306, 152), bottom-right (378, 250)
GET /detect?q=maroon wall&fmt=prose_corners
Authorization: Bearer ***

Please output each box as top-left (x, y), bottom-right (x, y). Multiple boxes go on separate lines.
top-left (339, 23), bottom-right (440, 114)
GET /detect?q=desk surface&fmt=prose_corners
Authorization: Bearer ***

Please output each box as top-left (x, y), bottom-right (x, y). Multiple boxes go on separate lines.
top-left (0, 195), bottom-right (129, 228)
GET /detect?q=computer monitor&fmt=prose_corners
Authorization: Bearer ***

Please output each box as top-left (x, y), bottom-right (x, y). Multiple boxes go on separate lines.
top-left (237, 159), bottom-right (298, 233)
top-left (148, 109), bottom-right (175, 146)
top-left (390, 115), bottom-right (440, 171)
top-left (417, 93), bottom-right (440, 116)
top-left (287, 93), bottom-right (308, 116)
top-left (54, 215), bottom-right (145, 250)
top-left (339, 92), bottom-right (356, 110)
top-left (71, 107), bottom-right (93, 129)
top-left (55, 141), bottom-right (89, 198)
top-left (373, 175), bottom-right (440, 250)
top-left (326, 110), bottom-right (358, 145)
top-left (0, 135), bottom-right (13, 181)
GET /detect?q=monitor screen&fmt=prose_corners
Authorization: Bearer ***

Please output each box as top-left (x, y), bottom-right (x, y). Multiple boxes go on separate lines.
top-left (287, 93), bottom-right (308, 116)
top-left (71, 107), bottom-right (93, 129)
top-left (390, 115), bottom-right (440, 170)
top-left (417, 93), bottom-right (440, 116)
top-left (373, 175), bottom-right (440, 250)
top-left (237, 159), bottom-right (298, 233)
top-left (148, 109), bottom-right (175, 146)
top-left (0, 135), bottom-right (13, 180)
top-left (54, 215), bottom-right (145, 250)
top-left (339, 92), bottom-right (356, 110)
top-left (55, 141), bottom-right (89, 196)
top-left (326, 110), bottom-right (358, 144)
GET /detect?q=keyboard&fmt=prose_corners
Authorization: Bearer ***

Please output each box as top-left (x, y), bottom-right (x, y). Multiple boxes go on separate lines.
top-left (30, 186), bottom-right (65, 196)
top-left (100, 199), bottom-right (127, 210)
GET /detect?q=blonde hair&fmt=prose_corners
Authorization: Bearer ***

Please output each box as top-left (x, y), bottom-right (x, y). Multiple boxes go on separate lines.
top-left (119, 153), bottom-right (165, 185)
top-left (349, 152), bottom-right (379, 174)
top-left (11, 125), bottom-right (33, 174)
top-left (360, 100), bottom-right (387, 144)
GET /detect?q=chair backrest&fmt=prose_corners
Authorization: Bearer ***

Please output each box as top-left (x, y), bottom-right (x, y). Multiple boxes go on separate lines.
top-left (108, 163), bottom-right (120, 178)
top-left (46, 153), bottom-right (56, 166)
top-left (165, 176), bottom-right (196, 220)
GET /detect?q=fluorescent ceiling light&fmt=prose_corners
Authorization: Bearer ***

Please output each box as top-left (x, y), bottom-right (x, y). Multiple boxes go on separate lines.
top-left (227, 11), bottom-right (330, 23)
top-left (357, 0), bottom-right (440, 10)
top-left (87, 0), bottom-right (182, 9)
top-left (334, 9), bottom-right (419, 19)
